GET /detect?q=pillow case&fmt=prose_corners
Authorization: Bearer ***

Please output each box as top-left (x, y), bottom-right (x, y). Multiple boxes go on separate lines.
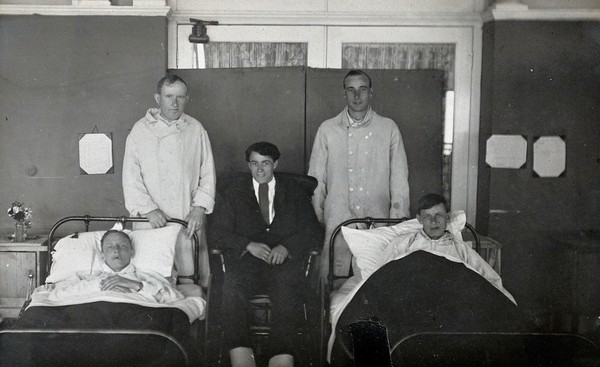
top-left (342, 211), bottom-right (466, 280)
top-left (128, 225), bottom-right (180, 277)
top-left (45, 231), bottom-right (105, 283)
top-left (46, 224), bottom-right (181, 283)
top-left (342, 219), bottom-right (421, 280)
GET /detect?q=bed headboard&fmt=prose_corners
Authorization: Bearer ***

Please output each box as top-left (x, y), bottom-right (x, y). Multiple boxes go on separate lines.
top-left (46, 216), bottom-right (199, 284)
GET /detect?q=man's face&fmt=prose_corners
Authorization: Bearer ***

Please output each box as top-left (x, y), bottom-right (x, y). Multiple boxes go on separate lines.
top-left (417, 203), bottom-right (449, 240)
top-left (344, 75), bottom-right (372, 116)
top-left (154, 81), bottom-right (188, 121)
top-left (101, 232), bottom-right (134, 272)
top-left (248, 151), bottom-right (278, 184)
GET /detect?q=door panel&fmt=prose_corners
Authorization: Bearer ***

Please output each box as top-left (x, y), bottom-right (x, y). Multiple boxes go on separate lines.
top-left (174, 67), bottom-right (444, 216)
top-left (175, 67), bottom-right (306, 176)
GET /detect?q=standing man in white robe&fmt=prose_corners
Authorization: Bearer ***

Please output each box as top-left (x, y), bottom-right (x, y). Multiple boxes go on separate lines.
top-left (123, 74), bottom-right (216, 286)
top-left (308, 69), bottom-right (410, 283)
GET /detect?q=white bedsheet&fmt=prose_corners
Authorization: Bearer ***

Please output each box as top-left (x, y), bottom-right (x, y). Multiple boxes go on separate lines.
top-left (27, 284), bottom-right (206, 323)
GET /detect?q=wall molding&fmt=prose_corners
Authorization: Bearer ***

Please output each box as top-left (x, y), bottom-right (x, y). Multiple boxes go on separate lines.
top-left (168, 10), bottom-right (484, 27)
top-left (0, 4), bottom-right (170, 16)
top-left (483, 7), bottom-right (600, 22)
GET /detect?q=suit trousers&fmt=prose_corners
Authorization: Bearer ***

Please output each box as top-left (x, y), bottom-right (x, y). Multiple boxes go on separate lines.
top-left (221, 252), bottom-right (306, 358)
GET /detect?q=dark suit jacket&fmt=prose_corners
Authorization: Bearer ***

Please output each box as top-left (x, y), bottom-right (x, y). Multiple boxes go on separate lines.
top-left (207, 173), bottom-right (324, 260)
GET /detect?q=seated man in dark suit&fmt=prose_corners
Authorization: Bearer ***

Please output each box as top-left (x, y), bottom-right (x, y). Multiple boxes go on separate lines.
top-left (207, 142), bottom-right (323, 367)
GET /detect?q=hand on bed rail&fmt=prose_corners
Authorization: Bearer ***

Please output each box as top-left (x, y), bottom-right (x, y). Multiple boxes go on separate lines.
top-left (146, 209), bottom-right (170, 228)
top-left (184, 206), bottom-right (206, 238)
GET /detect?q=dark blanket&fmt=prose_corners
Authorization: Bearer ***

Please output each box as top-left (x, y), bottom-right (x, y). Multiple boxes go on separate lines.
top-left (0, 302), bottom-right (198, 367)
top-left (331, 251), bottom-right (537, 367)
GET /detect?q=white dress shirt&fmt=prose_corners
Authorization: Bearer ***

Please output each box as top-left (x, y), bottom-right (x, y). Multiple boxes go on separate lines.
top-left (252, 177), bottom-right (276, 224)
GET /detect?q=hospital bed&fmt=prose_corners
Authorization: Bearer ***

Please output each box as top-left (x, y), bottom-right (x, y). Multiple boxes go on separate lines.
top-left (320, 215), bottom-right (600, 366)
top-left (0, 215), bottom-right (209, 367)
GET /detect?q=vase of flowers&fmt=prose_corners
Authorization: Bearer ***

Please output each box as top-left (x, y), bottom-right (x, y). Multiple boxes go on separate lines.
top-left (7, 201), bottom-right (32, 242)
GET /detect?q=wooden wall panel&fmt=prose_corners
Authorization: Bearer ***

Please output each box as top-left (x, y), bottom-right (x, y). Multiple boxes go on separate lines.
top-left (174, 67), bottom-right (306, 176)
top-left (0, 15), bottom-right (167, 232)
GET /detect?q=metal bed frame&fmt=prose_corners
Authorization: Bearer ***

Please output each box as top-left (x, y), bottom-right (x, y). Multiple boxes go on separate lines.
top-left (320, 216), bottom-right (481, 366)
top-left (2, 215), bottom-right (207, 367)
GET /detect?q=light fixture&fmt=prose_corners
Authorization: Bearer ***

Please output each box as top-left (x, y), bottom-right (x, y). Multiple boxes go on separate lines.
top-left (189, 18), bottom-right (219, 44)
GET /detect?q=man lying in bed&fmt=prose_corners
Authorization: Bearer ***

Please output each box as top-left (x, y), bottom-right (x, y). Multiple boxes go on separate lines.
top-left (12, 230), bottom-right (195, 336)
top-left (49, 230), bottom-right (183, 303)
top-left (4, 230), bottom-right (201, 365)
top-left (329, 193), bottom-right (536, 366)
top-left (376, 193), bottom-right (515, 304)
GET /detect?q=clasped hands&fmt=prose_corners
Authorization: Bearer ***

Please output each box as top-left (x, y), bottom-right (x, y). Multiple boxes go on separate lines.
top-left (246, 242), bottom-right (289, 265)
top-left (100, 275), bottom-right (142, 293)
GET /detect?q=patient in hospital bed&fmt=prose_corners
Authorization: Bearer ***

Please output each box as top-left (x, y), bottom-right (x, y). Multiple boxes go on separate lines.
top-left (13, 224), bottom-right (205, 332)
top-left (376, 193), bottom-right (515, 304)
top-left (327, 193), bottom-right (534, 365)
top-left (49, 230), bottom-right (184, 304)
top-left (1, 224), bottom-right (206, 366)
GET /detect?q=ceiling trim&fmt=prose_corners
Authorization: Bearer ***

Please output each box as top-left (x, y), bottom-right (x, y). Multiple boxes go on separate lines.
top-left (0, 4), bottom-right (170, 16)
top-left (482, 8), bottom-right (600, 22)
top-left (168, 10), bottom-right (484, 27)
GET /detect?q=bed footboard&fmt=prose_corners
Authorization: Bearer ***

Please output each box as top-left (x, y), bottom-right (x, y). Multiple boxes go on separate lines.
top-left (0, 329), bottom-right (191, 366)
top-left (391, 332), bottom-right (600, 367)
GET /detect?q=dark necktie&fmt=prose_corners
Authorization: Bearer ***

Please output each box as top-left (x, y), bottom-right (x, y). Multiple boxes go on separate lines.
top-left (259, 183), bottom-right (270, 223)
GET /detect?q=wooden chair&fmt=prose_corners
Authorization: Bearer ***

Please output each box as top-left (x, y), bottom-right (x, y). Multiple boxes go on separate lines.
top-left (461, 226), bottom-right (502, 275)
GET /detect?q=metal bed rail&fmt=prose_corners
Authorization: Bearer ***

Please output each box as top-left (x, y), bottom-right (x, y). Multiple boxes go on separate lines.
top-left (0, 329), bottom-right (191, 366)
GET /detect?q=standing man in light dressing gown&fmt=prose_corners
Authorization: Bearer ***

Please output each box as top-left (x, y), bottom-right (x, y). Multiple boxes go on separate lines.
top-left (308, 69), bottom-right (410, 283)
top-left (123, 74), bottom-right (216, 286)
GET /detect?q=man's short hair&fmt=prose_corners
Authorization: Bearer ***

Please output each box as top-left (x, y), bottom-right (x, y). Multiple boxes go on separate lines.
top-left (245, 142), bottom-right (281, 162)
top-left (157, 74), bottom-right (188, 94)
top-left (417, 193), bottom-right (449, 214)
top-left (100, 230), bottom-right (132, 250)
top-left (343, 69), bottom-right (372, 89)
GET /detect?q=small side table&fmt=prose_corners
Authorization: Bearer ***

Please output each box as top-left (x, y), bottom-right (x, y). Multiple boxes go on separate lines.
top-left (0, 235), bottom-right (48, 318)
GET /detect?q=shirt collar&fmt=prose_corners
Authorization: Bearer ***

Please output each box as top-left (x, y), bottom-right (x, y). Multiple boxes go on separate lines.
top-left (419, 228), bottom-right (452, 242)
top-left (343, 106), bottom-right (373, 128)
top-left (145, 108), bottom-right (189, 131)
top-left (101, 262), bottom-right (136, 275)
top-left (252, 177), bottom-right (276, 191)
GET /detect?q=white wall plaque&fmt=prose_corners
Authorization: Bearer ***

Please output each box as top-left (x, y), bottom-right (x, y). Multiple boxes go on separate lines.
top-left (78, 133), bottom-right (114, 175)
top-left (485, 134), bottom-right (527, 169)
top-left (533, 136), bottom-right (566, 178)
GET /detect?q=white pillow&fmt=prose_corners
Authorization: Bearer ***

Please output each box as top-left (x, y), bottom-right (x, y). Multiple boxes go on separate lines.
top-left (342, 211), bottom-right (467, 279)
top-left (46, 224), bottom-right (181, 283)
top-left (447, 210), bottom-right (467, 238)
top-left (342, 219), bottom-right (421, 280)
top-left (45, 231), bottom-right (105, 283)
top-left (128, 225), bottom-right (180, 277)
